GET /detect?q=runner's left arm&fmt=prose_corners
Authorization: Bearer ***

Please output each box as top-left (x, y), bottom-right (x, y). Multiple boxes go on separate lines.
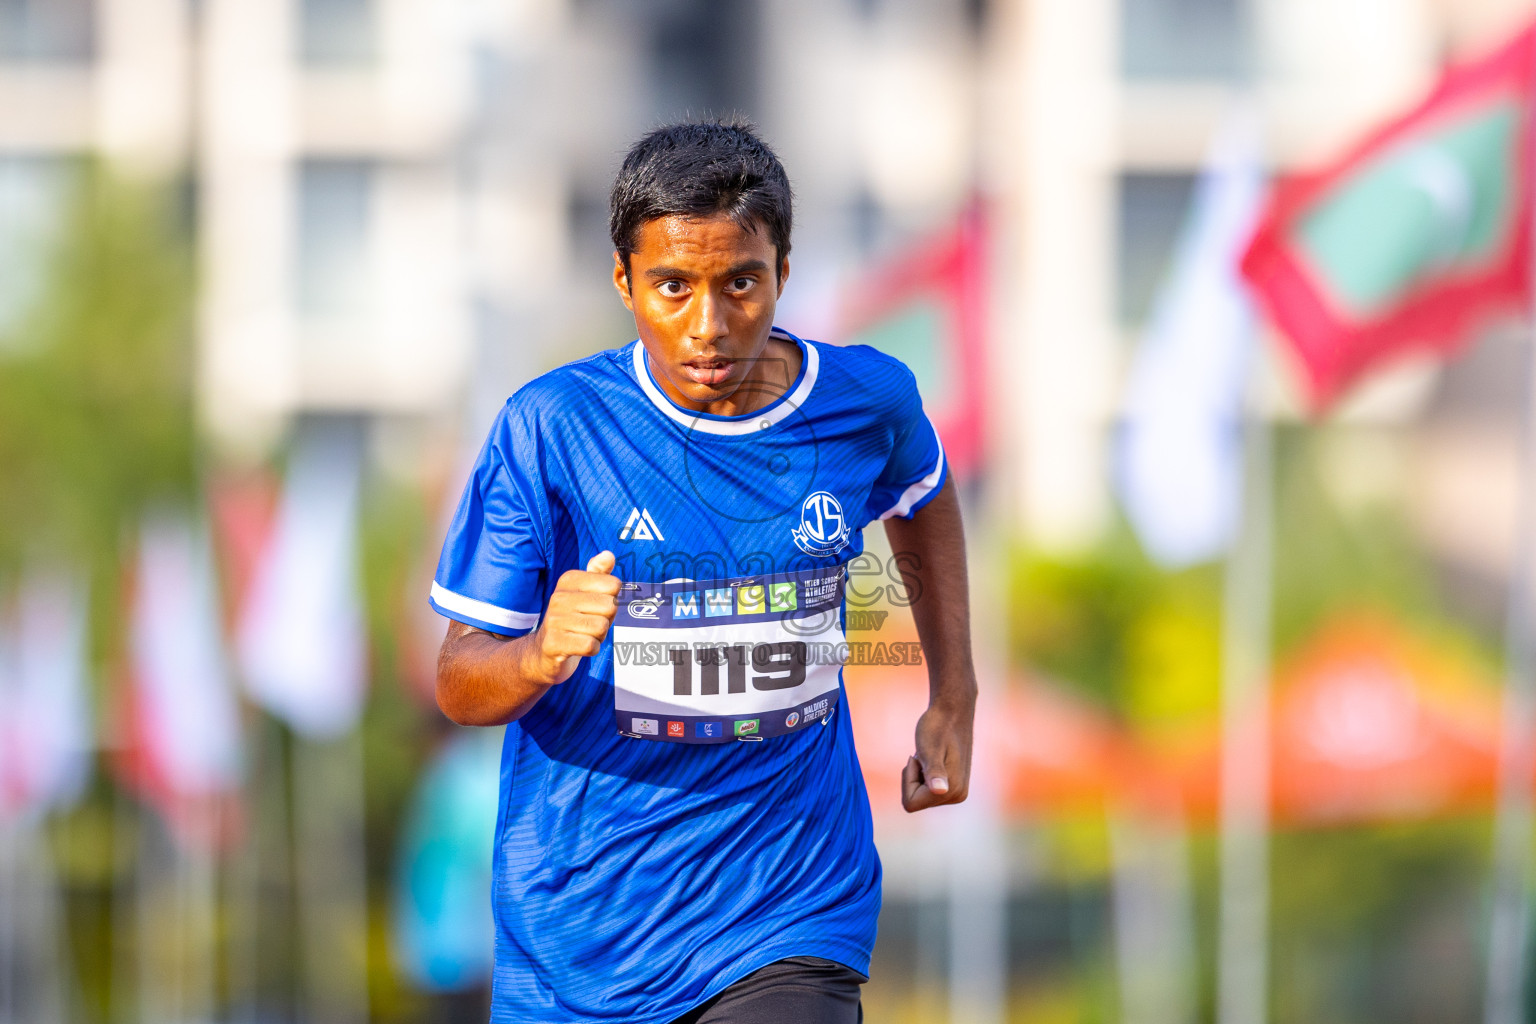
top-left (881, 475), bottom-right (976, 811)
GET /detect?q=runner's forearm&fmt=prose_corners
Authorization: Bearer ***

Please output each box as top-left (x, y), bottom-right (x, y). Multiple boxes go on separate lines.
top-left (882, 477), bottom-right (977, 707)
top-left (436, 620), bottom-right (556, 726)
top-left (437, 554), bottom-right (621, 726)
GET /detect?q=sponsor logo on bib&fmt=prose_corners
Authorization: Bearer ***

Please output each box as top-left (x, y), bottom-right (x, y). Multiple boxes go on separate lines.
top-left (736, 584), bottom-right (766, 615)
top-left (628, 596), bottom-right (663, 619)
top-left (769, 582), bottom-right (797, 612)
top-left (704, 589), bottom-right (733, 617)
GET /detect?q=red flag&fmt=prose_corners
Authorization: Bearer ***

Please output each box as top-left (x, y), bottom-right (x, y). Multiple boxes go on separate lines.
top-left (1242, 23), bottom-right (1536, 410)
top-left (838, 199), bottom-right (988, 477)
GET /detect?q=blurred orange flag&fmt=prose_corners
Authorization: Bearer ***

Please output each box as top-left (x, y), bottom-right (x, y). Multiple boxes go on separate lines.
top-left (845, 645), bottom-right (1129, 819)
top-left (1164, 615), bottom-right (1501, 825)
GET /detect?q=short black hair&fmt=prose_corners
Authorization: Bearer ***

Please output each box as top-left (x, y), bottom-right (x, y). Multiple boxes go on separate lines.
top-left (609, 119), bottom-right (793, 282)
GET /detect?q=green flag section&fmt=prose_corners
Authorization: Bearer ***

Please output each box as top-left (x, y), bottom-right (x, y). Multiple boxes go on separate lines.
top-left (1242, 23), bottom-right (1536, 411)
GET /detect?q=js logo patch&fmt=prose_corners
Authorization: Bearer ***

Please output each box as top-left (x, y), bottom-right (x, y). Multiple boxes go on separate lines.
top-left (791, 491), bottom-right (850, 557)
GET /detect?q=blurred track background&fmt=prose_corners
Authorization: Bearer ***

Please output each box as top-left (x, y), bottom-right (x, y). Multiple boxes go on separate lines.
top-left (3, 1), bottom-right (1536, 1022)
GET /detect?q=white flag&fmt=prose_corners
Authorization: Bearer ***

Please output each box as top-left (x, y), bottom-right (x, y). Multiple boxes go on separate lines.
top-left (131, 515), bottom-right (244, 796)
top-left (0, 574), bottom-right (92, 818)
top-left (1117, 111), bottom-right (1265, 568)
top-left (238, 427), bottom-right (367, 738)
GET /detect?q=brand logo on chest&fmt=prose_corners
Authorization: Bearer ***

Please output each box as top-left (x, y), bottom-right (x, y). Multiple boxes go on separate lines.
top-left (619, 507), bottom-right (665, 542)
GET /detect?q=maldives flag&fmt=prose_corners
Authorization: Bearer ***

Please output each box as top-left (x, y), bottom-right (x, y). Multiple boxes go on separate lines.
top-left (838, 199), bottom-right (987, 478)
top-left (1242, 23), bottom-right (1536, 410)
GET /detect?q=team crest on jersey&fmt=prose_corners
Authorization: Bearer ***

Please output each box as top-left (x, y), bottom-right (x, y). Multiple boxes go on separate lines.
top-left (791, 491), bottom-right (850, 557)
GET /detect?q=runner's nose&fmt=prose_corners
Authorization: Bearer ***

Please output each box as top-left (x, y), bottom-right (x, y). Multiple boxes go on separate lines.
top-left (688, 287), bottom-right (728, 345)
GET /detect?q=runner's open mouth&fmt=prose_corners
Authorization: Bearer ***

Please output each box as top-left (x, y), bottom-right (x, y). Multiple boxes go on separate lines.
top-left (683, 359), bottom-right (733, 385)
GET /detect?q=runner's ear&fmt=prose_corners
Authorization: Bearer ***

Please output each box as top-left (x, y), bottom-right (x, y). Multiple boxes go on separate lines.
top-left (612, 253), bottom-right (635, 310)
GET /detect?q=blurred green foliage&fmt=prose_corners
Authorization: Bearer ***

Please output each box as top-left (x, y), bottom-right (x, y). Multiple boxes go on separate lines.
top-left (1267, 428), bottom-right (1446, 652)
top-left (1267, 819), bottom-right (1488, 1023)
top-left (1005, 425), bottom-right (1476, 725)
top-left (1004, 525), bottom-right (1224, 735)
top-left (0, 163), bottom-right (195, 590)
top-left (0, 163), bottom-right (199, 1024)
top-left (0, 164), bottom-right (464, 1023)
top-left (1003, 423), bottom-right (1500, 1023)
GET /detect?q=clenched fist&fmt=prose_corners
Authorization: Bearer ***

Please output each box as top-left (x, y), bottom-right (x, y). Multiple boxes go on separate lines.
top-left (534, 550), bottom-right (622, 684)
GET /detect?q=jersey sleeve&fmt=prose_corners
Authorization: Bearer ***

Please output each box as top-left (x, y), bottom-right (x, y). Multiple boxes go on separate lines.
top-left (863, 360), bottom-right (949, 523)
top-left (429, 401), bottom-right (551, 637)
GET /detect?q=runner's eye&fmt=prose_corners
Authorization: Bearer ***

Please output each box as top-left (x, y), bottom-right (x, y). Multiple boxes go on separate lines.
top-left (730, 277), bottom-right (754, 292)
top-left (658, 280), bottom-right (686, 297)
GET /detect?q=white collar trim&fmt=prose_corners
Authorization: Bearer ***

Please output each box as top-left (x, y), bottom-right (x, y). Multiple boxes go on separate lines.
top-left (631, 329), bottom-right (819, 437)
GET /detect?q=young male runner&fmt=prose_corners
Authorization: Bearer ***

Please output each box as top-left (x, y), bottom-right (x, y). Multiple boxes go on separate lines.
top-left (431, 120), bottom-right (976, 1023)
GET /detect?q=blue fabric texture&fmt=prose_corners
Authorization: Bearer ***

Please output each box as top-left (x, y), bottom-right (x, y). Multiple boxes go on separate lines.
top-left (431, 329), bottom-right (946, 1023)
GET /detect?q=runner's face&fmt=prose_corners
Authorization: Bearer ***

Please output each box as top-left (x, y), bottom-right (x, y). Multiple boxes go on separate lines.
top-left (614, 213), bottom-right (792, 416)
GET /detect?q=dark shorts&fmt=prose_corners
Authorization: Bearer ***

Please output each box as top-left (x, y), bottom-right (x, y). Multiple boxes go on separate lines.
top-left (667, 957), bottom-right (866, 1024)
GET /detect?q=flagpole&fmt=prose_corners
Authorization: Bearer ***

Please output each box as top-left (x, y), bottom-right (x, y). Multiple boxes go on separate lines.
top-left (1483, 52), bottom-right (1536, 1015)
top-left (293, 729), bottom-right (369, 1024)
top-left (137, 804), bottom-right (162, 1024)
top-left (0, 815), bottom-right (17, 1024)
top-left (1213, 0), bottom-right (1275, 1008)
top-left (1215, 360), bottom-right (1274, 1024)
top-left (109, 782), bottom-right (134, 1024)
top-left (230, 718), bottom-right (275, 1024)
top-left (36, 823), bottom-right (72, 1024)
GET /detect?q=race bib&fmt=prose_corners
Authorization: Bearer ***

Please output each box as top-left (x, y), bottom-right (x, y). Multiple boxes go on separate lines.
top-left (611, 565), bottom-right (847, 743)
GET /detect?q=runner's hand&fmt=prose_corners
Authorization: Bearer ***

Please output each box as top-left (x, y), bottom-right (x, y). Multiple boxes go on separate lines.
top-left (902, 696), bottom-right (974, 812)
top-left (535, 551), bottom-right (621, 685)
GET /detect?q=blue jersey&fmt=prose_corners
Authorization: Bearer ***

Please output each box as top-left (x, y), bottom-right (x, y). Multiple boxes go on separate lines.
top-left (430, 327), bottom-right (947, 1023)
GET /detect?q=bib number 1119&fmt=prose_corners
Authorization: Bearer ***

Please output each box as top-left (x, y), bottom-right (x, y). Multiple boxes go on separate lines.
top-left (670, 642), bottom-right (807, 695)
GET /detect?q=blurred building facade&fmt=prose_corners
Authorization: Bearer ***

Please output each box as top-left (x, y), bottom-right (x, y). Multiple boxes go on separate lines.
top-left (5, 0), bottom-right (1532, 582)
top-left (0, 0), bottom-right (986, 451)
top-left (991, 0), bottom-right (1536, 554)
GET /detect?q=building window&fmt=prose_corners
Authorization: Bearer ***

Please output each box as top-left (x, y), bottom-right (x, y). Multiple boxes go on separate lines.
top-left (643, 0), bottom-right (759, 120)
top-left (298, 0), bottom-right (375, 67)
top-left (1117, 172), bottom-right (1196, 328)
top-left (1121, 0), bottom-right (1246, 80)
top-left (296, 160), bottom-right (373, 321)
top-left (0, 0), bottom-right (95, 62)
top-left (0, 156), bottom-right (73, 340)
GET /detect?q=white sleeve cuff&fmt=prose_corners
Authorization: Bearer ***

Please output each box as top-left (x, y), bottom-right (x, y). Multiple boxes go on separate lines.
top-left (878, 422), bottom-right (947, 520)
top-left (430, 582), bottom-right (540, 631)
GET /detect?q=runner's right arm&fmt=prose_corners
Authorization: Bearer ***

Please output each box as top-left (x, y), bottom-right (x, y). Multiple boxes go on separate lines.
top-left (435, 551), bottom-right (620, 726)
